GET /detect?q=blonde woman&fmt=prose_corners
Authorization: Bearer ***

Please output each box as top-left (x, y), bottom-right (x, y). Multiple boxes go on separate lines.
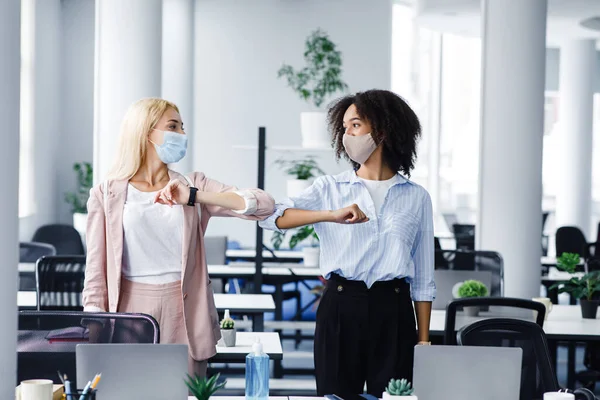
top-left (82, 97), bottom-right (275, 375)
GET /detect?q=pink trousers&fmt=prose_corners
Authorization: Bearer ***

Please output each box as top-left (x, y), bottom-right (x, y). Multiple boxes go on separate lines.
top-left (118, 279), bottom-right (207, 377)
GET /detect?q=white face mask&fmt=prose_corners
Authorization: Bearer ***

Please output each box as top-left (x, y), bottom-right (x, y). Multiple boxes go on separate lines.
top-left (149, 130), bottom-right (188, 164)
top-left (342, 133), bottom-right (378, 164)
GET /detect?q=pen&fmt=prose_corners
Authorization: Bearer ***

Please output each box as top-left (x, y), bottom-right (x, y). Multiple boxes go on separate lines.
top-left (78, 381), bottom-right (91, 400)
top-left (64, 375), bottom-right (73, 400)
top-left (91, 374), bottom-right (102, 390)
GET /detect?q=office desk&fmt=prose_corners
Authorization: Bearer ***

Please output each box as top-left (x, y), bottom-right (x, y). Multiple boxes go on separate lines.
top-left (213, 332), bottom-right (283, 362)
top-left (18, 292), bottom-right (274, 331)
top-left (429, 305), bottom-right (600, 387)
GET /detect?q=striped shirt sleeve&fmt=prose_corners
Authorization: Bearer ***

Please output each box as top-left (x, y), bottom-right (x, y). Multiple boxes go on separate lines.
top-left (409, 191), bottom-right (436, 301)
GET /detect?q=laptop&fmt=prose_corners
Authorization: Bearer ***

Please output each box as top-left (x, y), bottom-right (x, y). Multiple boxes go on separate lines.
top-left (432, 270), bottom-right (493, 310)
top-left (76, 344), bottom-right (189, 400)
top-left (413, 345), bottom-right (522, 400)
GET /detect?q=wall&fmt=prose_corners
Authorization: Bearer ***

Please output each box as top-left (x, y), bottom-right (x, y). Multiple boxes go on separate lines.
top-left (193, 0), bottom-right (394, 247)
top-left (19, 0), bottom-right (62, 241)
top-left (56, 0), bottom-right (95, 223)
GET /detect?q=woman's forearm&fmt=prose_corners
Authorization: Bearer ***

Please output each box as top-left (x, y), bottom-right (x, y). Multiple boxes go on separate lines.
top-left (276, 208), bottom-right (334, 229)
top-left (414, 301), bottom-right (432, 342)
top-left (196, 191), bottom-right (245, 211)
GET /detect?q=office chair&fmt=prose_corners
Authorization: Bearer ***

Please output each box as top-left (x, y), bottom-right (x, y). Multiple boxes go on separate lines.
top-left (444, 297), bottom-right (546, 345)
top-left (434, 250), bottom-right (504, 297)
top-left (18, 310), bottom-right (159, 384)
top-left (36, 255), bottom-right (86, 311)
top-left (458, 318), bottom-right (557, 400)
top-left (32, 224), bottom-right (85, 255)
top-left (19, 242), bottom-right (56, 291)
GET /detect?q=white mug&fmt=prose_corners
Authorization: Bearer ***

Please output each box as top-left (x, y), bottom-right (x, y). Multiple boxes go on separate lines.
top-left (544, 392), bottom-right (575, 400)
top-left (19, 379), bottom-right (53, 400)
top-left (532, 297), bottom-right (553, 320)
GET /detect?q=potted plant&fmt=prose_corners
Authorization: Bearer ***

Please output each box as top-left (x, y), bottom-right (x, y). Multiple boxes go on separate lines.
top-left (275, 156), bottom-right (325, 198)
top-left (278, 28), bottom-right (348, 148)
top-left (551, 252), bottom-right (600, 319)
top-left (272, 225), bottom-right (320, 267)
top-left (185, 373), bottom-right (226, 400)
top-left (457, 280), bottom-right (488, 317)
top-left (220, 310), bottom-right (236, 347)
top-left (382, 378), bottom-right (417, 400)
top-left (64, 162), bottom-right (93, 239)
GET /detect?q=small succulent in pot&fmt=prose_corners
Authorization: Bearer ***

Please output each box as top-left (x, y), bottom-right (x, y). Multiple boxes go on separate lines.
top-left (382, 378), bottom-right (417, 399)
top-left (220, 309), bottom-right (236, 347)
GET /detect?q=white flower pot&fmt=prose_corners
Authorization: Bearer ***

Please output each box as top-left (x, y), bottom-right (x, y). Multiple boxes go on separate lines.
top-left (300, 111), bottom-right (329, 148)
top-left (220, 328), bottom-right (236, 347)
top-left (287, 179), bottom-right (312, 198)
top-left (302, 247), bottom-right (320, 267)
top-left (382, 392), bottom-right (418, 400)
top-left (73, 212), bottom-right (87, 245)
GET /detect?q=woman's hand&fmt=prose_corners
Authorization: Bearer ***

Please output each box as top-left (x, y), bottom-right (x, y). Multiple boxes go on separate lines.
top-left (154, 179), bottom-right (190, 206)
top-left (329, 204), bottom-right (369, 224)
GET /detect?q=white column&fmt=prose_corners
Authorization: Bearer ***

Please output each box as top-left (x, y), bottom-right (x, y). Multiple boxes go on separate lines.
top-left (477, 0), bottom-right (547, 299)
top-left (162, 0), bottom-right (194, 174)
top-left (555, 40), bottom-right (596, 239)
top-left (0, 0), bottom-right (20, 395)
top-left (94, 0), bottom-right (162, 182)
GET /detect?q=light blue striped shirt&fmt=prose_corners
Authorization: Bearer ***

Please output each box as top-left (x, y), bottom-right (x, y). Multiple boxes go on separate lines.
top-left (259, 170), bottom-right (436, 301)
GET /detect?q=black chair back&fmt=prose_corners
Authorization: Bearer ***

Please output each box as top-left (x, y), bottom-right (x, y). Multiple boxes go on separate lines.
top-left (18, 310), bottom-right (159, 384)
top-left (435, 250), bottom-right (504, 297)
top-left (458, 318), bottom-right (559, 400)
top-left (36, 256), bottom-right (86, 311)
top-left (20, 242), bottom-right (56, 263)
top-left (556, 226), bottom-right (589, 259)
top-left (32, 224), bottom-right (85, 255)
top-left (452, 223), bottom-right (475, 250)
top-left (444, 297), bottom-right (546, 345)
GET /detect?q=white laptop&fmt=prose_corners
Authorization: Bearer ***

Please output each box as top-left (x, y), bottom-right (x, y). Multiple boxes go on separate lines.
top-left (76, 344), bottom-right (189, 400)
top-left (413, 345), bottom-right (522, 400)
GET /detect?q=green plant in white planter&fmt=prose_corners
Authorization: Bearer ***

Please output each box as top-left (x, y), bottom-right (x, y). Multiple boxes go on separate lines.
top-left (275, 156), bottom-right (325, 198)
top-left (551, 252), bottom-right (600, 319)
top-left (185, 373), bottom-right (226, 400)
top-left (382, 378), bottom-right (417, 400)
top-left (220, 310), bottom-right (236, 347)
top-left (278, 28), bottom-right (348, 148)
top-left (458, 280), bottom-right (488, 317)
top-left (64, 162), bottom-right (93, 240)
top-left (272, 225), bottom-right (320, 267)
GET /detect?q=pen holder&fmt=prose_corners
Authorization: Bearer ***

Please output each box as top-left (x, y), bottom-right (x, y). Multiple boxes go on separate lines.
top-left (65, 389), bottom-right (97, 400)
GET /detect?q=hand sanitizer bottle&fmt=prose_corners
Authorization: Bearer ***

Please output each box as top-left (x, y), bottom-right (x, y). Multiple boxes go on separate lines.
top-left (245, 336), bottom-right (269, 400)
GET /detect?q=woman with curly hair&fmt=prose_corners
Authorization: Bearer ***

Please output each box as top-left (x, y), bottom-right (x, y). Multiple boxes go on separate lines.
top-left (260, 89), bottom-right (435, 399)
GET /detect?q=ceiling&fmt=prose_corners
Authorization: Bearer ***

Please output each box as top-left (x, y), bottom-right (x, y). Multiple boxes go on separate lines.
top-left (413, 0), bottom-right (600, 47)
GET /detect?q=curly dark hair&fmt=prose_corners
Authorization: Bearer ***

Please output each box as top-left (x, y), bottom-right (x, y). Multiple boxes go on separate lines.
top-left (327, 89), bottom-right (421, 177)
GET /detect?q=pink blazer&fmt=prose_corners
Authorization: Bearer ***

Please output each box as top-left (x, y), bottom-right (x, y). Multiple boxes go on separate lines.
top-left (82, 170), bottom-right (275, 360)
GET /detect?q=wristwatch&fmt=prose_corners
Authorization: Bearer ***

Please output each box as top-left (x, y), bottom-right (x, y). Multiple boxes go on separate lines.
top-left (187, 187), bottom-right (198, 206)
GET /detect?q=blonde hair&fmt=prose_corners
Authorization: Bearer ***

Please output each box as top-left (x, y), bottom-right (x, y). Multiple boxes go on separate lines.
top-left (106, 97), bottom-right (179, 181)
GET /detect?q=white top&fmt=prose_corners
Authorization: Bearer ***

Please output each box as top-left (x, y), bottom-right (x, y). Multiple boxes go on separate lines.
top-left (122, 184), bottom-right (184, 284)
top-left (358, 175), bottom-right (398, 214)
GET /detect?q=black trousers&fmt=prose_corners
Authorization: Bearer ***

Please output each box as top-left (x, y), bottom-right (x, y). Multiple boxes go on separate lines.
top-left (314, 273), bottom-right (417, 400)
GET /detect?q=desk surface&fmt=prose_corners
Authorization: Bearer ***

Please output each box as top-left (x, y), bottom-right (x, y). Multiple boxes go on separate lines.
top-left (18, 292), bottom-right (275, 313)
top-left (209, 264), bottom-right (321, 278)
top-left (214, 332), bottom-right (283, 361)
top-left (430, 305), bottom-right (600, 340)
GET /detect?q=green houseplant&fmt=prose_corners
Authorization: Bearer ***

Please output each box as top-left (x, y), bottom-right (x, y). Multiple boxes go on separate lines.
top-left (185, 373), bottom-right (226, 400)
top-left (382, 378), bottom-right (417, 400)
top-left (64, 162), bottom-right (93, 238)
top-left (272, 225), bottom-right (320, 267)
top-left (551, 252), bottom-right (600, 319)
top-left (457, 280), bottom-right (489, 317)
top-left (275, 156), bottom-right (325, 198)
top-left (219, 309), bottom-right (236, 347)
top-left (278, 28), bottom-right (349, 148)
